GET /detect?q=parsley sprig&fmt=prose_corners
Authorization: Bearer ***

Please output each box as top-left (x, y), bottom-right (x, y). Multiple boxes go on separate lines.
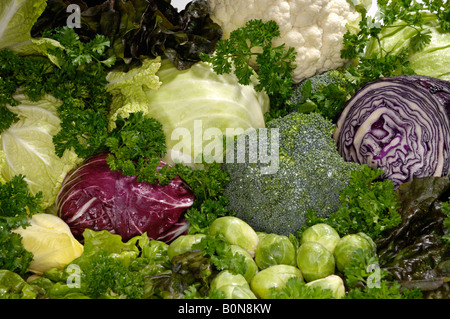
top-left (343, 0), bottom-right (449, 60)
top-left (192, 233), bottom-right (248, 276)
top-left (201, 19), bottom-right (297, 112)
top-left (0, 175), bottom-right (43, 276)
top-left (105, 112), bottom-right (169, 183)
top-left (42, 26), bottom-right (116, 69)
top-left (301, 165), bottom-right (402, 239)
top-left (342, 0), bottom-right (449, 79)
top-left (0, 27), bottom-right (115, 159)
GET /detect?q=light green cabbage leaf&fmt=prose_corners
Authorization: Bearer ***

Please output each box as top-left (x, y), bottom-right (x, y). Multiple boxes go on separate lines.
top-left (0, 91), bottom-right (82, 209)
top-left (106, 57), bottom-right (162, 130)
top-left (0, 0), bottom-right (62, 56)
top-left (365, 12), bottom-right (450, 81)
top-left (0, 0), bottom-right (46, 49)
top-left (13, 213), bottom-right (84, 274)
top-left (108, 58), bottom-right (270, 166)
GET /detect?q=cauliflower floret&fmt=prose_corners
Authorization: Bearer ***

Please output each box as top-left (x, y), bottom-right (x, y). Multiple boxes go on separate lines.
top-left (208, 0), bottom-right (361, 83)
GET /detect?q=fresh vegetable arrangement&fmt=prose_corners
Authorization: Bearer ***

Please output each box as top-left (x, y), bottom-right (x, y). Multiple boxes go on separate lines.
top-left (0, 0), bottom-right (449, 300)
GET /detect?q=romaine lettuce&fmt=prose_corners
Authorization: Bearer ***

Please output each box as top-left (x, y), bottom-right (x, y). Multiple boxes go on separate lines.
top-left (0, 91), bottom-right (82, 209)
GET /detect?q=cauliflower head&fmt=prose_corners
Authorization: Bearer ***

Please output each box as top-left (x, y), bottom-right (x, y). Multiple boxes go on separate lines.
top-left (208, 0), bottom-right (361, 83)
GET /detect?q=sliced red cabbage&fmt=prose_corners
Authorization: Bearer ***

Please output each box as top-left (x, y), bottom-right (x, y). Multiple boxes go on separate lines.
top-left (56, 153), bottom-right (194, 242)
top-left (334, 75), bottom-right (450, 188)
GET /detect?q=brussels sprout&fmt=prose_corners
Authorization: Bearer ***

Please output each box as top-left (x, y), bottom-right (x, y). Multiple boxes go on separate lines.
top-left (210, 270), bottom-right (257, 299)
top-left (209, 216), bottom-right (259, 257)
top-left (211, 270), bottom-right (249, 290)
top-left (167, 234), bottom-right (206, 260)
top-left (250, 264), bottom-right (303, 299)
top-left (296, 241), bottom-right (335, 282)
top-left (217, 284), bottom-right (258, 299)
top-left (300, 223), bottom-right (341, 253)
top-left (230, 245), bottom-right (258, 282)
top-left (254, 233), bottom-right (296, 270)
top-left (305, 275), bottom-right (346, 299)
top-left (334, 233), bottom-right (377, 272)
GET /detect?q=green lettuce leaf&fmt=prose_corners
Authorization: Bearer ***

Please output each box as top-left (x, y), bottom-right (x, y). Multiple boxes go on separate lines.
top-left (106, 57), bottom-right (162, 130)
top-left (0, 0), bottom-right (47, 51)
top-left (365, 12), bottom-right (450, 81)
top-left (71, 229), bottom-right (141, 270)
top-left (0, 0), bottom-right (64, 60)
top-left (0, 269), bottom-right (41, 299)
top-left (0, 91), bottom-right (82, 209)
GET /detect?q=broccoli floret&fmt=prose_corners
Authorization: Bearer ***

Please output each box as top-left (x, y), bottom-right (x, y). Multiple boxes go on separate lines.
top-left (222, 112), bottom-right (361, 236)
top-left (288, 69), bottom-right (353, 122)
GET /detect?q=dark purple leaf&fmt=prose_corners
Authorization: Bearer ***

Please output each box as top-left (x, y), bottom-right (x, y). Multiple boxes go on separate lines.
top-left (56, 153), bottom-right (194, 242)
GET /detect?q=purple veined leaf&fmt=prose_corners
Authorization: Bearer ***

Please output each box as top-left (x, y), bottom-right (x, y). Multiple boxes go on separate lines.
top-left (56, 153), bottom-right (194, 242)
top-left (156, 218), bottom-right (190, 243)
top-left (334, 75), bottom-right (450, 188)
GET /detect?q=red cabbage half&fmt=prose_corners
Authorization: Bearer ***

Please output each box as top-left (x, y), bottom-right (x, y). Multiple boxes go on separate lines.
top-left (334, 75), bottom-right (450, 188)
top-left (56, 153), bottom-right (194, 242)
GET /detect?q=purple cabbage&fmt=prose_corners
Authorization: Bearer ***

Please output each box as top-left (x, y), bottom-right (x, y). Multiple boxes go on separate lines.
top-left (56, 153), bottom-right (194, 242)
top-left (334, 75), bottom-right (450, 188)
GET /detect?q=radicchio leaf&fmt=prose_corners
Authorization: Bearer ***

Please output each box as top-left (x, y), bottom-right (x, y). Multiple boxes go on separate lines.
top-left (56, 153), bottom-right (194, 242)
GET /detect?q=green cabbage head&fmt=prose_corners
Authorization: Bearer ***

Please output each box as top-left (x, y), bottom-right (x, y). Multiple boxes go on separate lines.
top-left (106, 58), bottom-right (270, 167)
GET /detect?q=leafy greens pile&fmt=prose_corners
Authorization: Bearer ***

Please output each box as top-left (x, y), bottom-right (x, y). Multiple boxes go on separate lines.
top-left (0, 0), bottom-right (449, 300)
top-left (0, 0), bottom-right (230, 290)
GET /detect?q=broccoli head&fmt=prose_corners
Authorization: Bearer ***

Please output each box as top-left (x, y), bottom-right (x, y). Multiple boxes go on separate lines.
top-left (288, 69), bottom-right (353, 122)
top-left (222, 112), bottom-right (361, 236)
